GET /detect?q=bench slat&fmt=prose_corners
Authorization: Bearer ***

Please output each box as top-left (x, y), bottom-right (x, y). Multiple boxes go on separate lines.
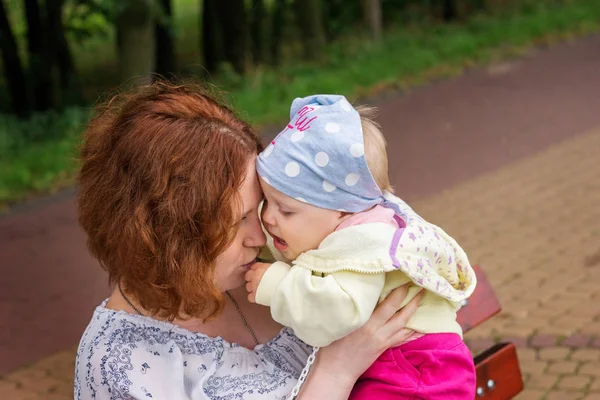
top-left (473, 342), bottom-right (524, 399)
top-left (457, 265), bottom-right (501, 334)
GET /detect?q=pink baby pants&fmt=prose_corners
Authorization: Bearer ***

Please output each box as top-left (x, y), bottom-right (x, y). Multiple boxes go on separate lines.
top-left (349, 333), bottom-right (476, 399)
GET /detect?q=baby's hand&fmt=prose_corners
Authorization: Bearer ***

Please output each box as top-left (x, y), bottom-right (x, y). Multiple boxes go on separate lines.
top-left (245, 262), bottom-right (271, 303)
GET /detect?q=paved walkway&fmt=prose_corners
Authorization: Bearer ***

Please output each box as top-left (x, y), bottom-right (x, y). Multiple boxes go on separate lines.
top-left (1, 34), bottom-right (600, 399)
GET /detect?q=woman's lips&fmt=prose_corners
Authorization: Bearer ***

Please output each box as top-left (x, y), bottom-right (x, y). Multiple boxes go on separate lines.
top-left (241, 258), bottom-right (257, 270)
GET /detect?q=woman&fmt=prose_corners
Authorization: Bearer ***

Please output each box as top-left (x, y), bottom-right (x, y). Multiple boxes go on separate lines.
top-left (75, 82), bottom-right (421, 399)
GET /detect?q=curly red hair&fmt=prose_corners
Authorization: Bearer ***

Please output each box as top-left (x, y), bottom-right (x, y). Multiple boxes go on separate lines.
top-left (77, 82), bottom-right (263, 321)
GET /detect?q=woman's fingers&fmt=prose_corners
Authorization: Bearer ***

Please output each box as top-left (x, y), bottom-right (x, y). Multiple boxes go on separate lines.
top-left (388, 328), bottom-right (417, 347)
top-left (368, 284), bottom-right (410, 325)
top-left (380, 290), bottom-right (424, 342)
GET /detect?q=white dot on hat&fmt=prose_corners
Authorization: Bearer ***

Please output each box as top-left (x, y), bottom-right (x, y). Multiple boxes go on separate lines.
top-left (291, 130), bottom-right (305, 142)
top-left (350, 143), bottom-right (364, 157)
top-left (340, 99), bottom-right (352, 112)
top-left (345, 173), bottom-right (360, 186)
top-left (325, 123), bottom-right (341, 133)
top-left (315, 152), bottom-right (329, 167)
top-left (263, 144), bottom-right (274, 158)
top-left (285, 162), bottom-right (300, 177)
top-left (295, 197), bottom-right (307, 203)
top-left (323, 180), bottom-right (337, 192)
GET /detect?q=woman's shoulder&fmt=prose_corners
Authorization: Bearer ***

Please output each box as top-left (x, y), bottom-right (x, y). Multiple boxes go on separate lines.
top-left (75, 301), bottom-right (311, 399)
top-left (74, 302), bottom-right (222, 398)
top-left (76, 301), bottom-right (225, 353)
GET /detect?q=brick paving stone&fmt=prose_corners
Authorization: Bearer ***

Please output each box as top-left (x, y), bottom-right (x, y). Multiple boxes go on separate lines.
top-left (0, 380), bottom-right (29, 400)
top-left (521, 360), bottom-right (549, 375)
top-left (579, 362), bottom-right (600, 378)
top-left (518, 348), bottom-right (539, 362)
top-left (4, 366), bottom-right (50, 382)
top-left (504, 336), bottom-right (530, 348)
top-left (572, 349), bottom-right (600, 362)
top-left (582, 394), bottom-right (600, 400)
top-left (0, 350), bottom-right (75, 400)
top-left (557, 375), bottom-right (593, 391)
top-left (514, 388), bottom-right (546, 399)
top-left (531, 335), bottom-right (561, 348)
top-left (545, 391), bottom-right (585, 400)
top-left (539, 348), bottom-right (573, 362)
top-left (581, 322), bottom-right (600, 336)
top-left (526, 373), bottom-right (559, 390)
top-left (547, 361), bottom-right (579, 375)
top-left (563, 335), bottom-right (595, 348)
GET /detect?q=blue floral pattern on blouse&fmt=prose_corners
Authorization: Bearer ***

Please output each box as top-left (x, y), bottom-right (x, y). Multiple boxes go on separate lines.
top-left (75, 301), bottom-right (312, 399)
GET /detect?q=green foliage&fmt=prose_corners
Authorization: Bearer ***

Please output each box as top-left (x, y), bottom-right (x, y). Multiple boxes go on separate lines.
top-left (0, 108), bottom-right (89, 205)
top-left (1, 0), bottom-right (600, 209)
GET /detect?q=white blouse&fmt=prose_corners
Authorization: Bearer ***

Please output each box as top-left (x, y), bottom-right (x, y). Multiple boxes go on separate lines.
top-left (75, 301), bottom-right (312, 399)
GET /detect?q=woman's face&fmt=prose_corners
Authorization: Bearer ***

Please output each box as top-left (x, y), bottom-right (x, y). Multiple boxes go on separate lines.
top-left (214, 158), bottom-right (266, 291)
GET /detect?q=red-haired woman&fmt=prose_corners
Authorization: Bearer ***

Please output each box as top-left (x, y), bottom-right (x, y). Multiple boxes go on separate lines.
top-left (75, 82), bottom-right (420, 399)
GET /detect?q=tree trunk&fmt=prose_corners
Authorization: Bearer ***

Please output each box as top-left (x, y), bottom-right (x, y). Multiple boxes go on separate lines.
top-left (24, 0), bottom-right (53, 111)
top-left (56, 19), bottom-right (83, 104)
top-left (269, 0), bottom-right (286, 66)
top-left (116, 0), bottom-right (155, 83)
top-left (202, 0), bottom-right (224, 74)
top-left (250, 0), bottom-right (267, 65)
top-left (293, 0), bottom-right (325, 61)
top-left (362, 0), bottom-right (382, 41)
top-left (218, 0), bottom-right (247, 74)
top-left (442, 0), bottom-right (458, 21)
top-left (154, 0), bottom-right (176, 79)
top-left (0, 0), bottom-right (30, 117)
top-left (46, 0), bottom-right (82, 106)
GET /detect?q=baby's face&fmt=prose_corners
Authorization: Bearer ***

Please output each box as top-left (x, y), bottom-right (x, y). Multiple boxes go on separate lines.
top-left (259, 177), bottom-right (348, 260)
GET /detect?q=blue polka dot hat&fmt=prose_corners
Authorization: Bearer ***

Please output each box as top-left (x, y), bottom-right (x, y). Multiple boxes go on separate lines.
top-left (257, 94), bottom-right (394, 213)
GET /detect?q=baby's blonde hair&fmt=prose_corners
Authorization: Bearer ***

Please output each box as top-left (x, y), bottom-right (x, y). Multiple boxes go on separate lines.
top-left (355, 105), bottom-right (394, 193)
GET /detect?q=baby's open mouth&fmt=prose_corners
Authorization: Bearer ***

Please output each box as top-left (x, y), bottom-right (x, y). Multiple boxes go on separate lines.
top-left (271, 233), bottom-right (288, 251)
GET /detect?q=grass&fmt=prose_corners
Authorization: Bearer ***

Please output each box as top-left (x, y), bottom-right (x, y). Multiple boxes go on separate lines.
top-left (1, 0), bottom-right (600, 211)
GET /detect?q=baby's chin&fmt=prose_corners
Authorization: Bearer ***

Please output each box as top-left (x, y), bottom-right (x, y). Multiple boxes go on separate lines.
top-left (280, 249), bottom-right (297, 263)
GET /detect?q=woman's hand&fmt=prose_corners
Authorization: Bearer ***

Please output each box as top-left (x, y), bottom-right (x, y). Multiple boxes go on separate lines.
top-left (297, 284), bottom-right (423, 399)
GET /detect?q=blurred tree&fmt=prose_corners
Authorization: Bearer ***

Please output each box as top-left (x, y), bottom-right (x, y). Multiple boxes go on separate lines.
top-left (52, 0), bottom-right (82, 104)
top-left (220, 0), bottom-right (247, 74)
top-left (202, 0), bottom-right (224, 73)
top-left (250, 0), bottom-right (267, 65)
top-left (293, 0), bottom-right (325, 61)
top-left (116, 0), bottom-right (156, 83)
top-left (269, 0), bottom-right (286, 65)
top-left (322, 0), bottom-right (360, 42)
top-left (362, 0), bottom-right (382, 41)
top-left (24, 0), bottom-right (53, 111)
top-left (154, 0), bottom-right (176, 78)
top-left (442, 0), bottom-right (458, 21)
top-left (46, 0), bottom-right (82, 106)
top-left (0, 0), bottom-right (30, 117)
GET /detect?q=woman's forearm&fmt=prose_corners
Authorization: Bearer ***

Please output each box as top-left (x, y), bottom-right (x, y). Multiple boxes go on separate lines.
top-left (295, 356), bottom-right (356, 400)
top-left (295, 285), bottom-right (423, 399)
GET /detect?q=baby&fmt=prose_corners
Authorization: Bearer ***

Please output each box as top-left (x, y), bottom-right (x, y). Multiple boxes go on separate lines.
top-left (246, 95), bottom-right (477, 399)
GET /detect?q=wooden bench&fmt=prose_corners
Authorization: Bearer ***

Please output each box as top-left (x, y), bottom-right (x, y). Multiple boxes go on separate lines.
top-left (457, 265), bottom-right (524, 399)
